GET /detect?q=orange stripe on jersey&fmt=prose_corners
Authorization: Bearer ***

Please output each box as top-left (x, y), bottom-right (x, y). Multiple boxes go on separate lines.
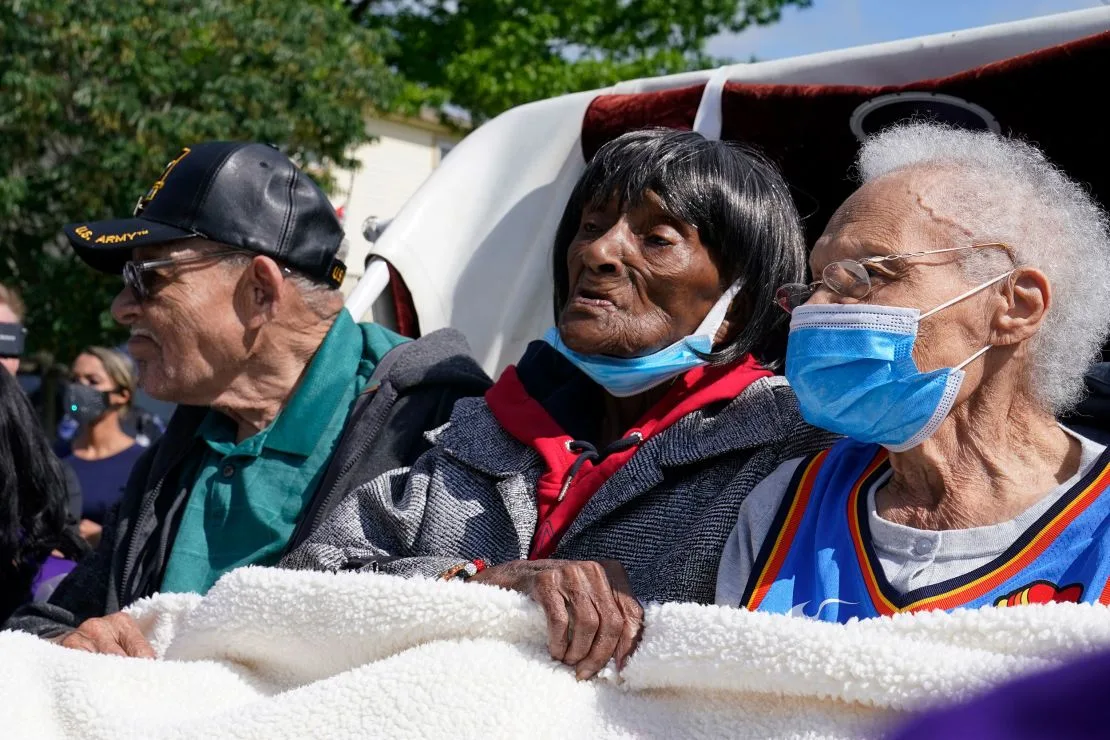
top-left (746, 450), bottom-right (829, 610)
top-left (907, 462), bottom-right (1110, 612)
top-left (845, 451), bottom-right (896, 615)
top-left (1099, 576), bottom-right (1110, 606)
top-left (852, 458), bottom-right (1110, 614)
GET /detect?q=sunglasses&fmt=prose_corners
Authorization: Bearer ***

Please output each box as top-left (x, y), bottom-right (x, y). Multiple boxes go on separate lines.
top-left (121, 249), bottom-right (244, 302)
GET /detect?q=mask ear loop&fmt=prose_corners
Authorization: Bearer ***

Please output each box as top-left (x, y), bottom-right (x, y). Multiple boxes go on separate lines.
top-left (692, 280), bottom-right (745, 338)
top-left (929, 270), bottom-right (1015, 371)
top-left (919, 270), bottom-right (1014, 320)
top-left (954, 343), bottom-right (993, 371)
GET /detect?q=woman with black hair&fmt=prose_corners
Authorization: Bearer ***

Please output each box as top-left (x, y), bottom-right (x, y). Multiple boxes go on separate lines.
top-left (0, 365), bottom-right (88, 622)
top-left (285, 128), bottom-right (836, 678)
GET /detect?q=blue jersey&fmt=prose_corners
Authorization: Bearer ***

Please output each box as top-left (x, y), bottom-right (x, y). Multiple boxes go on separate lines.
top-left (740, 439), bottom-right (1110, 622)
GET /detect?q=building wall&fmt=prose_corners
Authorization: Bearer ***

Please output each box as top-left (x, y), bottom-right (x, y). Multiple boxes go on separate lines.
top-left (331, 117), bottom-right (459, 292)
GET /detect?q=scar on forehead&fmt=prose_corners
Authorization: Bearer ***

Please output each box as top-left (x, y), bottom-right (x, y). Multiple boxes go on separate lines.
top-left (901, 171), bottom-right (975, 240)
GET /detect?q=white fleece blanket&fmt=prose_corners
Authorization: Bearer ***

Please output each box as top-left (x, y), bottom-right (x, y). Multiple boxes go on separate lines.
top-left (3, 568), bottom-right (1110, 740)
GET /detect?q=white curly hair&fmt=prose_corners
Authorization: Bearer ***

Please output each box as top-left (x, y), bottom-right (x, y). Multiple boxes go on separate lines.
top-left (857, 122), bottom-right (1110, 414)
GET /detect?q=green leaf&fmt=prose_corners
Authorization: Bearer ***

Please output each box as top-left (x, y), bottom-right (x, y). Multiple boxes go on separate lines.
top-left (353, 0), bottom-right (808, 122)
top-left (0, 0), bottom-right (399, 360)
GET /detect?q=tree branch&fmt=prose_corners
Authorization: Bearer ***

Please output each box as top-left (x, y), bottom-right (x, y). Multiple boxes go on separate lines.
top-left (348, 0), bottom-right (379, 24)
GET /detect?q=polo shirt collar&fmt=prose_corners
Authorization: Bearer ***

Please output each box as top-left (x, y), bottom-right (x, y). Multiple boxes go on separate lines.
top-left (265, 309), bottom-right (363, 457)
top-left (195, 411), bottom-right (248, 455)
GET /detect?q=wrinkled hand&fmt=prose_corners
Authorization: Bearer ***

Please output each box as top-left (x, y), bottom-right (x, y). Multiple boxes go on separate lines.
top-left (55, 612), bottom-right (155, 658)
top-left (469, 559), bottom-right (643, 680)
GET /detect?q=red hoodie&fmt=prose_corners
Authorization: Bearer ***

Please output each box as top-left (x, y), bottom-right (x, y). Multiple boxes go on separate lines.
top-left (484, 353), bottom-right (772, 558)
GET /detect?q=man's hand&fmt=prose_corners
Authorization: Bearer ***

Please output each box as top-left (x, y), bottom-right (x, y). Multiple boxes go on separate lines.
top-left (469, 559), bottom-right (642, 680)
top-left (55, 612), bottom-right (155, 658)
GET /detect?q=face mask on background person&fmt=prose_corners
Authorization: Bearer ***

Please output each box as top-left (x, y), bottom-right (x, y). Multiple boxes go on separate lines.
top-left (63, 382), bottom-right (116, 426)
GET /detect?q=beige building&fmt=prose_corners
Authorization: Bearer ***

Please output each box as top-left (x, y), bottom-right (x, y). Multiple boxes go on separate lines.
top-left (329, 114), bottom-right (463, 293)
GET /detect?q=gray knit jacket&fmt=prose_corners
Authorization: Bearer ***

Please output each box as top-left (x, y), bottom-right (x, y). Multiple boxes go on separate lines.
top-left (282, 375), bottom-right (837, 604)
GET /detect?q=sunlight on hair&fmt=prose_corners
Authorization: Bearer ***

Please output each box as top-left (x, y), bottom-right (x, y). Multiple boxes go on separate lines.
top-left (857, 123), bottom-right (1110, 413)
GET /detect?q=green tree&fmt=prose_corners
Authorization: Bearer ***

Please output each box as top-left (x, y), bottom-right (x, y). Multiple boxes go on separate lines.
top-left (0, 0), bottom-right (398, 363)
top-left (349, 0), bottom-right (809, 123)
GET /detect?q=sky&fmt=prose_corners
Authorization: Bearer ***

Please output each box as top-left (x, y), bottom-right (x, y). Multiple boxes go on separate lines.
top-left (709, 0), bottom-right (1106, 61)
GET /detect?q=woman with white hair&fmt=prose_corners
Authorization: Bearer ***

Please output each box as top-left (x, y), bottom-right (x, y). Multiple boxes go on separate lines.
top-left (716, 122), bottom-right (1110, 621)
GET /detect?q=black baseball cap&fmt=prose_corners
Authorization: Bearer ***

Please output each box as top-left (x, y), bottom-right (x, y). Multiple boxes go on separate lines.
top-left (63, 142), bottom-right (347, 288)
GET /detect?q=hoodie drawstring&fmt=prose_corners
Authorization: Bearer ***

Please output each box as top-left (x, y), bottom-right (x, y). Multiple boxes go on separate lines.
top-left (557, 432), bottom-right (643, 502)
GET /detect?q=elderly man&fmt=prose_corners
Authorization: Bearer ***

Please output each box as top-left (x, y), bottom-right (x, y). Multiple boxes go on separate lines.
top-left (0, 284), bottom-right (27, 376)
top-left (5, 142), bottom-right (490, 654)
top-left (716, 123), bottom-right (1110, 621)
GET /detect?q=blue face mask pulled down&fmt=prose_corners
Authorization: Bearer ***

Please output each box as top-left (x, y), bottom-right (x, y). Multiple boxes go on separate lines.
top-left (785, 272), bottom-right (1010, 452)
top-left (544, 281), bottom-right (742, 398)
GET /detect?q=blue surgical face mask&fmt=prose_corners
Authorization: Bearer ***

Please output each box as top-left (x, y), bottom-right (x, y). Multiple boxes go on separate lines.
top-left (544, 281), bottom-right (743, 398)
top-left (785, 272), bottom-right (1011, 452)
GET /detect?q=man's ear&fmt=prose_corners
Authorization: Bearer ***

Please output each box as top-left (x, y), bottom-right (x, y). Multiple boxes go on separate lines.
top-left (237, 256), bottom-right (287, 329)
top-left (990, 267), bottom-right (1050, 347)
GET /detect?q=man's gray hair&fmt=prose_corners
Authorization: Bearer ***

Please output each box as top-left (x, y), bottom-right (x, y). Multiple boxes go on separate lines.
top-left (857, 123), bottom-right (1110, 414)
top-left (202, 238), bottom-right (348, 318)
top-left (283, 237), bottom-right (349, 314)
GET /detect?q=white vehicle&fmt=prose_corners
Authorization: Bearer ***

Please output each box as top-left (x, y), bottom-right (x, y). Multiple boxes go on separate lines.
top-left (348, 7), bottom-right (1109, 377)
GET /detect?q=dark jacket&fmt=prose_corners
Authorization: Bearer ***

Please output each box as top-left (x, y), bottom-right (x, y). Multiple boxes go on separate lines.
top-left (284, 344), bottom-right (838, 605)
top-left (4, 329), bottom-right (491, 638)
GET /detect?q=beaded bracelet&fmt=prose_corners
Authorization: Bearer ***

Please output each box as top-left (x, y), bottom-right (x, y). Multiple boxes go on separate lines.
top-left (440, 558), bottom-right (488, 581)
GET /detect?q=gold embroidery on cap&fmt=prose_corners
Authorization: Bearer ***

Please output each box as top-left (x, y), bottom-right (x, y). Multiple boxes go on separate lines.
top-left (75, 225), bottom-right (93, 240)
top-left (93, 229), bottom-right (151, 245)
top-left (330, 264), bottom-right (347, 283)
top-left (134, 147), bottom-right (192, 216)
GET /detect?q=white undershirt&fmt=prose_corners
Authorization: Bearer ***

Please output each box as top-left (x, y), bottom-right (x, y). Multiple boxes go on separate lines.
top-left (866, 426), bottom-right (1105, 592)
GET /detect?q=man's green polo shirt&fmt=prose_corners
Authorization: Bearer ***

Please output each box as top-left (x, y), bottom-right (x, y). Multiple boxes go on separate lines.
top-left (160, 310), bottom-right (406, 595)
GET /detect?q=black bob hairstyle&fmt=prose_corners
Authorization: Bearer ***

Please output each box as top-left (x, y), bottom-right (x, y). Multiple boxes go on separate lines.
top-left (551, 128), bottom-right (806, 369)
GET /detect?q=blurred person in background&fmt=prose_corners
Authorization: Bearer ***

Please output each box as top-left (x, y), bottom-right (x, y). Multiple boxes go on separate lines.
top-left (0, 366), bottom-right (88, 622)
top-left (1, 283), bottom-right (84, 523)
top-left (0, 284), bottom-right (28, 377)
top-left (59, 347), bottom-right (144, 547)
top-left (121, 400), bottom-right (167, 448)
top-left (56, 350), bottom-right (169, 450)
